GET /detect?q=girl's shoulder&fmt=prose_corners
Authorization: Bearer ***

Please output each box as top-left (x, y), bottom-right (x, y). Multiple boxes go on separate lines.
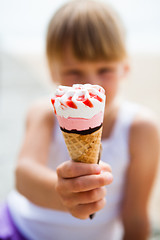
top-left (120, 101), bottom-right (158, 127)
top-left (27, 98), bottom-right (54, 124)
top-left (129, 101), bottom-right (159, 157)
top-left (26, 97), bottom-right (55, 130)
top-left (129, 101), bottom-right (158, 134)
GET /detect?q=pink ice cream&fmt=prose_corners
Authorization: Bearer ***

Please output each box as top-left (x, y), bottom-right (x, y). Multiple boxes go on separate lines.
top-left (56, 112), bottom-right (104, 131)
top-left (51, 84), bottom-right (106, 131)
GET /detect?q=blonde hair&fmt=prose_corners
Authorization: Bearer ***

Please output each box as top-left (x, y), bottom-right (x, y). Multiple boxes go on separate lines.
top-left (46, 0), bottom-right (127, 66)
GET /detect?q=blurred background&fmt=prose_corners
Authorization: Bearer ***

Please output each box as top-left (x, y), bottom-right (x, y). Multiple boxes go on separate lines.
top-left (0, 0), bottom-right (160, 238)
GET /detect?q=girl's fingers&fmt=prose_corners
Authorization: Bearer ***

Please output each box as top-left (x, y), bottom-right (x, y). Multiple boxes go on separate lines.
top-left (56, 160), bottom-right (112, 179)
top-left (60, 187), bottom-right (106, 208)
top-left (59, 171), bottom-right (113, 193)
top-left (70, 198), bottom-right (106, 220)
top-left (99, 161), bottom-right (112, 172)
top-left (73, 187), bottom-right (107, 205)
top-left (56, 160), bottom-right (101, 178)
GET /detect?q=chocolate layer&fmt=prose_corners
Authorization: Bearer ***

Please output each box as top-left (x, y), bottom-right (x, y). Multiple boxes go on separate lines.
top-left (60, 124), bottom-right (102, 135)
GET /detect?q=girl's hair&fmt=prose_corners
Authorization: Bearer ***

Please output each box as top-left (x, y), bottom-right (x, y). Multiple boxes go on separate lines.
top-left (46, 0), bottom-right (127, 66)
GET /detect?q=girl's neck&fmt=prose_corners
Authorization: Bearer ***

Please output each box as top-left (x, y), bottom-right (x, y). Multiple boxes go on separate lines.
top-left (102, 97), bottom-right (121, 140)
top-left (104, 97), bottom-right (120, 120)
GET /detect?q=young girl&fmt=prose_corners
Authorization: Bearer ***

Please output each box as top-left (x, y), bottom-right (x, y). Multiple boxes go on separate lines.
top-left (0, 1), bottom-right (159, 240)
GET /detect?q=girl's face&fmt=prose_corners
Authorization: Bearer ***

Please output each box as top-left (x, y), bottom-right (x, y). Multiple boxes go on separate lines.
top-left (51, 48), bottom-right (129, 106)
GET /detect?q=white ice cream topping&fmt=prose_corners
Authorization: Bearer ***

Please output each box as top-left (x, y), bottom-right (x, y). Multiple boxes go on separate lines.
top-left (52, 84), bottom-right (106, 119)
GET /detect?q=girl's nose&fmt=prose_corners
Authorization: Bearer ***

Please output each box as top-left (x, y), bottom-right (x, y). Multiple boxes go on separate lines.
top-left (84, 74), bottom-right (98, 85)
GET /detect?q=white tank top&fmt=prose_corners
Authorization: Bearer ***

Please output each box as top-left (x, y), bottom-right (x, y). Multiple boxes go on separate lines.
top-left (7, 101), bottom-right (140, 240)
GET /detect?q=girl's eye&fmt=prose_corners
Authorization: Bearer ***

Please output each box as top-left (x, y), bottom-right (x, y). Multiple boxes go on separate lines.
top-left (98, 68), bottom-right (113, 74)
top-left (67, 70), bottom-right (82, 77)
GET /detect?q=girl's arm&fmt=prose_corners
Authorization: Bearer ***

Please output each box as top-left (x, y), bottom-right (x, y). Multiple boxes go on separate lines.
top-left (121, 113), bottom-right (159, 240)
top-left (15, 100), bottom-right (113, 219)
top-left (15, 100), bottom-right (66, 210)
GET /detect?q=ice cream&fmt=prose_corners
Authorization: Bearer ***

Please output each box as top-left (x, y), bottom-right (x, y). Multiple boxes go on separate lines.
top-left (56, 111), bottom-right (104, 131)
top-left (51, 84), bottom-right (106, 164)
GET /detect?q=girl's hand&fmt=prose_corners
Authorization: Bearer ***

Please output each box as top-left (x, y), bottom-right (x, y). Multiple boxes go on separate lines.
top-left (56, 160), bottom-right (113, 219)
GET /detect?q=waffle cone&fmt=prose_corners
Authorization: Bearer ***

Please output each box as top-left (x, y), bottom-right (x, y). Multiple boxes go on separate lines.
top-left (61, 127), bottom-right (102, 164)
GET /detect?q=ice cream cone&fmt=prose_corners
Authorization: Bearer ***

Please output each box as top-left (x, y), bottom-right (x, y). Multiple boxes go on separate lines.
top-left (61, 126), bottom-right (102, 164)
top-left (51, 84), bottom-right (106, 219)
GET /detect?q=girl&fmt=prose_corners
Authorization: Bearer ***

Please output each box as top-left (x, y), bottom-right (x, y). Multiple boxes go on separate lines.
top-left (0, 1), bottom-right (159, 240)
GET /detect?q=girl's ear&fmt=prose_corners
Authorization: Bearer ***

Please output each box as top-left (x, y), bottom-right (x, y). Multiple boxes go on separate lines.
top-left (120, 60), bottom-right (130, 79)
